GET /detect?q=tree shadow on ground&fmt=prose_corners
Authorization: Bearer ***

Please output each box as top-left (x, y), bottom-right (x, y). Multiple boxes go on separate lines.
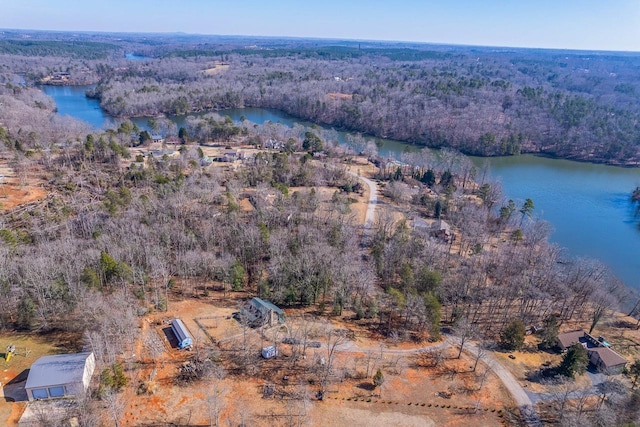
top-left (536, 344), bottom-right (561, 355)
top-left (37, 329), bottom-right (84, 353)
top-left (357, 382), bottom-right (375, 392)
top-left (612, 319), bottom-right (638, 330)
top-left (525, 367), bottom-right (560, 384)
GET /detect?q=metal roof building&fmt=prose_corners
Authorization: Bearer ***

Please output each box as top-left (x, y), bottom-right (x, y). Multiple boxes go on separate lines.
top-left (242, 298), bottom-right (285, 327)
top-left (171, 318), bottom-right (193, 350)
top-left (25, 352), bottom-right (95, 401)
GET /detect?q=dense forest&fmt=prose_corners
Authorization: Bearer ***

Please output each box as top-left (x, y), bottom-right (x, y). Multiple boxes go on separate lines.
top-left (89, 49), bottom-right (640, 165)
top-left (0, 33), bottom-right (637, 338)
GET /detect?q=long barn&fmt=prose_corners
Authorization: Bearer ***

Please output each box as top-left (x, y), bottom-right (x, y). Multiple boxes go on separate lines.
top-left (171, 319), bottom-right (193, 350)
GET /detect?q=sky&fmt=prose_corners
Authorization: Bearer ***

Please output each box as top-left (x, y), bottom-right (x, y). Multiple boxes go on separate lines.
top-left (2, 0), bottom-right (640, 52)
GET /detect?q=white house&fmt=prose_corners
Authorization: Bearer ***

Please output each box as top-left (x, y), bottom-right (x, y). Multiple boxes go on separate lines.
top-left (25, 352), bottom-right (95, 401)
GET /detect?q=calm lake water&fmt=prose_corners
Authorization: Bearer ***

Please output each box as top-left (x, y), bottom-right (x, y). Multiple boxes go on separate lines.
top-left (40, 85), bottom-right (640, 289)
top-left (124, 53), bottom-right (152, 61)
top-left (472, 155), bottom-right (640, 289)
top-left (131, 108), bottom-right (419, 159)
top-left (41, 85), bottom-right (114, 129)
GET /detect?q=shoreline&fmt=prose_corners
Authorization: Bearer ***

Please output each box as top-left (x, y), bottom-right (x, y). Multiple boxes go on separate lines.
top-left (38, 83), bottom-right (640, 168)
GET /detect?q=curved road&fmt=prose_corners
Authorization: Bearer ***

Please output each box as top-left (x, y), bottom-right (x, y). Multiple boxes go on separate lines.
top-left (329, 335), bottom-right (542, 426)
top-left (463, 341), bottom-right (542, 427)
top-left (344, 171), bottom-right (540, 425)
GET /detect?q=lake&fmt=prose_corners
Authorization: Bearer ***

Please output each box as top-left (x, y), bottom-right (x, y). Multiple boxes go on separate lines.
top-left (39, 85), bottom-right (418, 158)
top-left (124, 53), bottom-right (152, 61)
top-left (472, 155), bottom-right (640, 289)
top-left (40, 85), bottom-right (640, 289)
top-left (134, 108), bottom-right (420, 158)
top-left (41, 85), bottom-right (114, 129)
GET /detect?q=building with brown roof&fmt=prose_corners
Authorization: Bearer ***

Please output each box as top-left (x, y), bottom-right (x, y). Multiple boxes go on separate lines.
top-left (430, 220), bottom-right (452, 242)
top-left (588, 347), bottom-right (628, 374)
top-left (556, 330), bottom-right (627, 374)
top-left (557, 330), bottom-right (586, 350)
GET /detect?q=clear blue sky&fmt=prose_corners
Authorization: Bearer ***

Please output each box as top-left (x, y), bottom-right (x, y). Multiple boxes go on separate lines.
top-left (2, 0), bottom-right (639, 51)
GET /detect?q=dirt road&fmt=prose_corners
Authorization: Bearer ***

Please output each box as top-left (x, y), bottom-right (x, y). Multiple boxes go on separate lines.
top-left (329, 335), bottom-right (542, 426)
top-left (359, 175), bottom-right (377, 229)
top-left (339, 169), bottom-right (541, 425)
top-left (347, 171), bottom-right (377, 229)
top-left (463, 341), bottom-right (542, 427)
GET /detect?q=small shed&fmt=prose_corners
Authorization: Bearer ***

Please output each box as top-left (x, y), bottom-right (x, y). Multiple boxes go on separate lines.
top-left (261, 345), bottom-right (278, 359)
top-left (171, 319), bottom-right (194, 350)
top-left (25, 352), bottom-right (95, 401)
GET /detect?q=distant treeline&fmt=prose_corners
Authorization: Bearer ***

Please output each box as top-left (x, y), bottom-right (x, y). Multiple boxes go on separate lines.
top-left (84, 43), bottom-right (640, 165)
top-left (163, 46), bottom-right (456, 61)
top-left (0, 40), bottom-right (118, 59)
top-left (4, 33), bottom-right (640, 165)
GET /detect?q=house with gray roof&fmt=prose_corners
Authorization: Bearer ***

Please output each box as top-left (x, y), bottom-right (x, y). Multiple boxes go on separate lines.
top-left (557, 330), bottom-right (586, 350)
top-left (588, 347), bottom-right (628, 373)
top-left (25, 352), bottom-right (95, 401)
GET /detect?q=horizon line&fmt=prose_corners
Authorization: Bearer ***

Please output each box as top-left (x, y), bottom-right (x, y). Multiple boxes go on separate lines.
top-left (1, 27), bottom-right (640, 55)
